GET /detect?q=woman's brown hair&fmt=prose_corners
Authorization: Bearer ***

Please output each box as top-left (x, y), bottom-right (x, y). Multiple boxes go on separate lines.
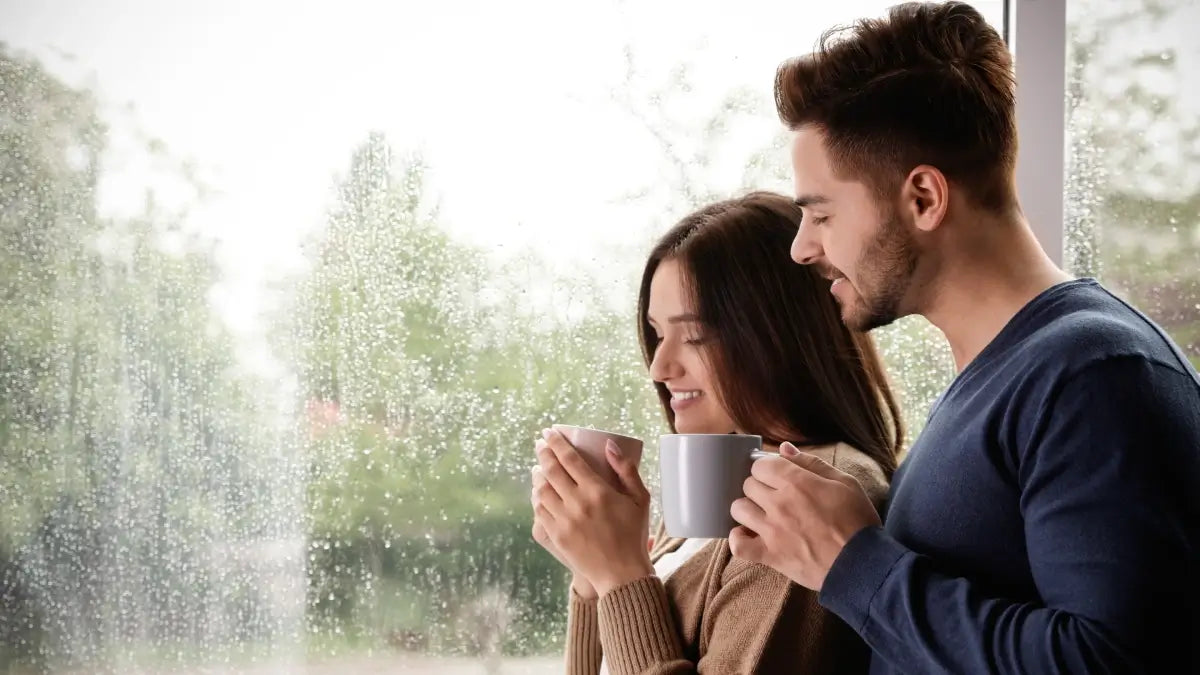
top-left (637, 192), bottom-right (903, 477)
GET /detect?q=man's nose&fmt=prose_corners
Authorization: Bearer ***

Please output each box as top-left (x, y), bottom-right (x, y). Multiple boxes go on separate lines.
top-left (790, 224), bottom-right (822, 265)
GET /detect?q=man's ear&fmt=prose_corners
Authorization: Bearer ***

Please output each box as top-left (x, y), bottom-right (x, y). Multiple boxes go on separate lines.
top-left (902, 165), bottom-right (949, 233)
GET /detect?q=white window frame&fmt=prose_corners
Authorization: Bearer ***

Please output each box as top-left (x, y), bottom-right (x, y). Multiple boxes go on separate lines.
top-left (1009, 0), bottom-right (1069, 266)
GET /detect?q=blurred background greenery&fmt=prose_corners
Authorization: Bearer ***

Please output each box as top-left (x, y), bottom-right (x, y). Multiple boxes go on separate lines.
top-left (1, 0), bottom-right (1197, 671)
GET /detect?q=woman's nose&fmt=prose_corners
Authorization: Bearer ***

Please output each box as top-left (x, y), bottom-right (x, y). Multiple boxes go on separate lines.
top-left (649, 342), bottom-right (680, 382)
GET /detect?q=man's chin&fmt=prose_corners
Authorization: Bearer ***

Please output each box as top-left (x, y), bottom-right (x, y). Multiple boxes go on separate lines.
top-left (861, 314), bottom-right (899, 332)
top-left (838, 299), bottom-right (868, 331)
top-left (842, 301), bottom-right (897, 333)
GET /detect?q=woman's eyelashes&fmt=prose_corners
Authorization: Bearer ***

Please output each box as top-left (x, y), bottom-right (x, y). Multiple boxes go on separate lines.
top-left (651, 328), bottom-right (705, 347)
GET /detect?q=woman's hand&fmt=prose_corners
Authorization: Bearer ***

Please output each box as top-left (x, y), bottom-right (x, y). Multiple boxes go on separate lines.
top-left (533, 428), bottom-right (654, 597)
top-left (531, 466), bottom-right (597, 600)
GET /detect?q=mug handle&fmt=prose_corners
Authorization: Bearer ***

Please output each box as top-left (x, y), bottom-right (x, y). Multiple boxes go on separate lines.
top-left (750, 450), bottom-right (772, 461)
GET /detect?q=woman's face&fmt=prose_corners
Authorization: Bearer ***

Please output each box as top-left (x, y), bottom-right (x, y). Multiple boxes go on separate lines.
top-left (646, 259), bottom-right (738, 434)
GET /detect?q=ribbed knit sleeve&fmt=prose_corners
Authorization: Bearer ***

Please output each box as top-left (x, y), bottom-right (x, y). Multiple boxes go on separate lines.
top-left (566, 587), bottom-right (603, 675)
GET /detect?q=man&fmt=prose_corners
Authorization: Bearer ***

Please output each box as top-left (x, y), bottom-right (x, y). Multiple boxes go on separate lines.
top-left (729, 2), bottom-right (1200, 672)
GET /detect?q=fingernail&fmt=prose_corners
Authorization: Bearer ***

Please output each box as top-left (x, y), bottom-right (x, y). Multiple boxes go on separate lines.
top-left (541, 428), bottom-right (552, 440)
top-left (780, 442), bottom-right (798, 457)
top-left (605, 439), bottom-right (622, 457)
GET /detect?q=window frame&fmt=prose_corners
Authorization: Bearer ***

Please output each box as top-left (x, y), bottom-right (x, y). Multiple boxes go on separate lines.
top-left (1009, 0), bottom-right (1069, 266)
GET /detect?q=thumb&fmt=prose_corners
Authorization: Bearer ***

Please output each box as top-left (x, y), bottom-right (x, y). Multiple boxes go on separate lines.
top-left (780, 442), bottom-right (844, 481)
top-left (728, 526), bottom-right (769, 564)
top-left (606, 440), bottom-right (646, 498)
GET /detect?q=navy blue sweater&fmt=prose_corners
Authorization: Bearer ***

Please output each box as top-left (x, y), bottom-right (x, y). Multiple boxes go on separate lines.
top-left (820, 279), bottom-right (1200, 674)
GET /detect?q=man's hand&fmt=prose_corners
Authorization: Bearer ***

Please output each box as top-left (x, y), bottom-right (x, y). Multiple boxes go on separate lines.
top-left (728, 443), bottom-right (881, 590)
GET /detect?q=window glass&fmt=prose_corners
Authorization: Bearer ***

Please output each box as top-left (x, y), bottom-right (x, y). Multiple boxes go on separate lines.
top-left (1065, 0), bottom-right (1200, 369)
top-left (0, 1), bottom-right (1005, 671)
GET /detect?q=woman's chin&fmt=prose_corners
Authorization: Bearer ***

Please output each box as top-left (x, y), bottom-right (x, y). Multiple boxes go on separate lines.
top-left (673, 413), bottom-right (734, 435)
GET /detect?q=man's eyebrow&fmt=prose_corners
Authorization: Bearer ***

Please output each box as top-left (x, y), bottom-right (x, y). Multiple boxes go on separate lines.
top-left (793, 194), bottom-right (831, 208)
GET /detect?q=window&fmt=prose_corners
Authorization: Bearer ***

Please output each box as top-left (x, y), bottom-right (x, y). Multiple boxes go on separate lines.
top-left (1006, 0), bottom-right (1198, 374)
top-left (1062, 0), bottom-right (1199, 368)
top-left (4, 1), bottom-right (1182, 673)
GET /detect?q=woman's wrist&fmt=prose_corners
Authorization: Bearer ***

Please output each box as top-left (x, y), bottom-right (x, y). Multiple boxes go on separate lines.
top-left (570, 574), bottom-right (598, 601)
top-left (591, 558), bottom-right (656, 598)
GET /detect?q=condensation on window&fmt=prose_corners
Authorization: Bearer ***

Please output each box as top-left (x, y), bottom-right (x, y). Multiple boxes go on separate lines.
top-left (7, 1), bottom-right (1179, 673)
top-left (1065, 0), bottom-right (1200, 367)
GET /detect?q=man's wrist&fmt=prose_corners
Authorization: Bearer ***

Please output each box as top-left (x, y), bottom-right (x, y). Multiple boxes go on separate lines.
top-left (819, 526), bottom-right (908, 630)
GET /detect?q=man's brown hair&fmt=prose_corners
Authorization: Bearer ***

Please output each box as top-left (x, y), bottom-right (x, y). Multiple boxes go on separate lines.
top-left (775, 1), bottom-right (1017, 212)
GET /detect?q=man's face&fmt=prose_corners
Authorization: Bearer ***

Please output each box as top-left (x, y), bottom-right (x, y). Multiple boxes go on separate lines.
top-left (788, 127), bottom-right (918, 331)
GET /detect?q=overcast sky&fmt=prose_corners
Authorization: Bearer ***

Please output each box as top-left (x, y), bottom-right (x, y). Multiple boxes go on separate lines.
top-left (0, 0), bottom-right (1005, 373)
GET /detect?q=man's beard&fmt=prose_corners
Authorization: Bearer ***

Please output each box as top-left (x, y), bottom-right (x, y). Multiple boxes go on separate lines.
top-left (845, 213), bottom-right (919, 332)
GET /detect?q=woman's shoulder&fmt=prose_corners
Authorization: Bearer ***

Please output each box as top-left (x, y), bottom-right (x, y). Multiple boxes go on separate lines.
top-left (804, 442), bottom-right (890, 507)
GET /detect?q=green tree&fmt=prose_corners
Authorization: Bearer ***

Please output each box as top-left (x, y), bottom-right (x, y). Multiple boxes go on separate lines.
top-left (290, 132), bottom-right (662, 657)
top-left (1, 45), bottom-right (296, 672)
top-left (0, 42), bottom-right (106, 671)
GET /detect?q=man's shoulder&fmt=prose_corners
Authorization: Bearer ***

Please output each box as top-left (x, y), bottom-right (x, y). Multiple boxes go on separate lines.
top-left (945, 280), bottom-right (1198, 430)
top-left (1011, 280), bottom-right (1192, 378)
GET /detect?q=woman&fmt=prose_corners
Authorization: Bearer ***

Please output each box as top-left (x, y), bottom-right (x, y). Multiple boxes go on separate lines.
top-left (531, 191), bottom-right (904, 674)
